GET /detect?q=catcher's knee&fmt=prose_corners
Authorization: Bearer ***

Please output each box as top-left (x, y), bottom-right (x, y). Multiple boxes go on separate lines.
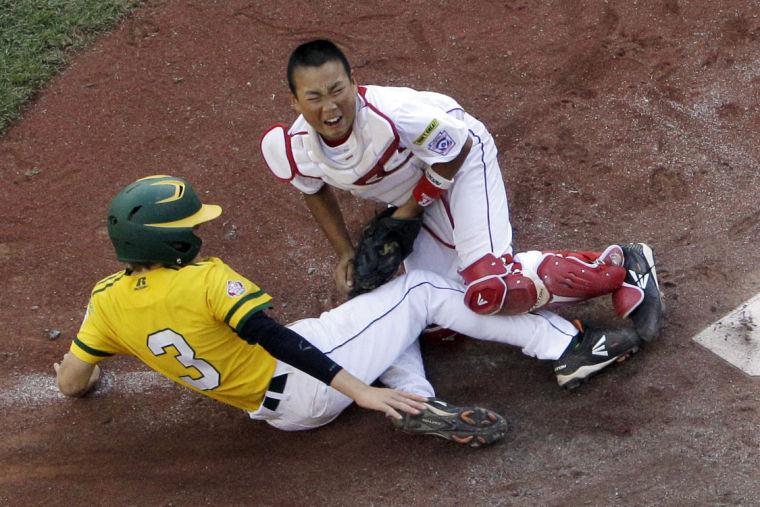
top-left (460, 254), bottom-right (509, 315)
top-left (460, 253), bottom-right (545, 315)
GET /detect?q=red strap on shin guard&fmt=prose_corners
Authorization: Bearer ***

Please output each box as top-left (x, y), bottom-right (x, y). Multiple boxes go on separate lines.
top-left (542, 250), bottom-right (601, 264)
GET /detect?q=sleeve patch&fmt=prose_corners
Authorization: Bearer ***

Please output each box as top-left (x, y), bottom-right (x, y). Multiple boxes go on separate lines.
top-left (226, 280), bottom-right (246, 297)
top-left (427, 130), bottom-right (456, 155)
top-left (413, 119), bottom-right (440, 145)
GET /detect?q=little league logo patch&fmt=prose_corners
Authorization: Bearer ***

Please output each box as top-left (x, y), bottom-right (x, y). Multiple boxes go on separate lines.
top-left (427, 130), bottom-right (456, 155)
top-left (226, 280), bottom-right (246, 297)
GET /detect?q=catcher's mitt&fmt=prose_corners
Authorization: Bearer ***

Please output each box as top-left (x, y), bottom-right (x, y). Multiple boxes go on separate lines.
top-left (351, 207), bottom-right (422, 296)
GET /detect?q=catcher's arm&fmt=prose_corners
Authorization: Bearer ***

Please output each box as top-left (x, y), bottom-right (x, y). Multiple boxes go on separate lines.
top-left (54, 352), bottom-right (101, 397)
top-left (303, 186), bottom-right (355, 294)
top-left (394, 135), bottom-right (473, 219)
top-left (433, 134), bottom-right (473, 179)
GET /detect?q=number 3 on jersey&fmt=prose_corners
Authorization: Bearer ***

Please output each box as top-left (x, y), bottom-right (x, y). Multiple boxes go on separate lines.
top-left (147, 329), bottom-right (220, 390)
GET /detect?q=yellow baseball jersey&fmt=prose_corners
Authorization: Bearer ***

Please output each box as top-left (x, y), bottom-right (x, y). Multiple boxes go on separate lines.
top-left (70, 257), bottom-right (277, 411)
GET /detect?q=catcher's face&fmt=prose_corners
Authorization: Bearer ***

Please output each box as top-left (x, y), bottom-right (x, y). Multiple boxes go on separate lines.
top-left (290, 60), bottom-right (357, 142)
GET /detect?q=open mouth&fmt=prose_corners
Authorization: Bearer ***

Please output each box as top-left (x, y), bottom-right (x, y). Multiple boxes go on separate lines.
top-left (324, 116), bottom-right (341, 126)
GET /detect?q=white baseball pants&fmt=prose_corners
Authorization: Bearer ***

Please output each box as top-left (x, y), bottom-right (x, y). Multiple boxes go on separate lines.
top-left (249, 270), bottom-right (576, 431)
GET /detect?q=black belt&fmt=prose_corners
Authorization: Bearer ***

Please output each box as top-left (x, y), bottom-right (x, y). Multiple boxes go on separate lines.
top-left (262, 373), bottom-right (288, 411)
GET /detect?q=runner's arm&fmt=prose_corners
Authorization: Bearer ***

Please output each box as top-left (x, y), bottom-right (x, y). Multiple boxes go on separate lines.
top-left (240, 312), bottom-right (425, 418)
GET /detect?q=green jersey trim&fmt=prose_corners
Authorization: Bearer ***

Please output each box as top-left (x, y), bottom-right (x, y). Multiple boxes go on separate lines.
top-left (73, 337), bottom-right (114, 357)
top-left (91, 273), bottom-right (125, 296)
top-left (234, 302), bottom-right (274, 334)
top-left (223, 290), bottom-right (267, 324)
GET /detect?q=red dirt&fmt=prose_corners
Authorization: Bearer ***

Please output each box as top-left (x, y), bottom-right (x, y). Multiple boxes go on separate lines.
top-left (1, 1), bottom-right (758, 504)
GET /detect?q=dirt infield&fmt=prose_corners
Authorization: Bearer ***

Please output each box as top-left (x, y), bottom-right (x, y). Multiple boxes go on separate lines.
top-left (1, 0), bottom-right (758, 504)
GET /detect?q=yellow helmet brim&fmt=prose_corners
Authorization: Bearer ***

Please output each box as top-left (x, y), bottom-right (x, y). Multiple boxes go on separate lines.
top-left (145, 203), bottom-right (222, 228)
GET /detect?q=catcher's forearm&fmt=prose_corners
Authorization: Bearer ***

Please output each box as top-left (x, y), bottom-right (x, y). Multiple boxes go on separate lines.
top-left (392, 198), bottom-right (424, 220)
top-left (303, 186), bottom-right (354, 257)
top-left (409, 136), bottom-right (472, 208)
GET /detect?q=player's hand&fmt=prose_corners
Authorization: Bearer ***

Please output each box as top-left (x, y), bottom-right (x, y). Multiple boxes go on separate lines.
top-left (54, 353), bottom-right (101, 397)
top-left (53, 352), bottom-right (71, 374)
top-left (352, 386), bottom-right (427, 420)
top-left (335, 251), bottom-right (355, 295)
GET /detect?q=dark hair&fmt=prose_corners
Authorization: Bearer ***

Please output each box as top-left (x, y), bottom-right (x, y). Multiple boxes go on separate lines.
top-left (287, 39), bottom-right (352, 95)
top-left (126, 262), bottom-right (158, 272)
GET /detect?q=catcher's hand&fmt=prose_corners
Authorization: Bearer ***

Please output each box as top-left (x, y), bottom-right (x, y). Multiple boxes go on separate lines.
top-left (350, 207), bottom-right (422, 296)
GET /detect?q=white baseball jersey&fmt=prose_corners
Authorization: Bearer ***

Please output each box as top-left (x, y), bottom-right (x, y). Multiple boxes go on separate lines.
top-left (261, 84), bottom-right (513, 277)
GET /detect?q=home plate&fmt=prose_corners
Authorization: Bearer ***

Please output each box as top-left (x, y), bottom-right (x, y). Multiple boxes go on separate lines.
top-left (693, 293), bottom-right (760, 376)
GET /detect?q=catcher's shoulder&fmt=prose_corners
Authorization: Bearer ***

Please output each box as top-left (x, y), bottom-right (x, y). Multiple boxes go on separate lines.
top-left (260, 116), bottom-right (310, 181)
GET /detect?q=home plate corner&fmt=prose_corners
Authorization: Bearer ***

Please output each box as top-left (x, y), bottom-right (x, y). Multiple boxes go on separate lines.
top-left (692, 292), bottom-right (760, 376)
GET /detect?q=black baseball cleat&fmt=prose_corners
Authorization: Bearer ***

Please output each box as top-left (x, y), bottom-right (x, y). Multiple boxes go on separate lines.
top-left (620, 243), bottom-right (664, 342)
top-left (392, 397), bottom-right (507, 448)
top-left (553, 321), bottom-right (642, 389)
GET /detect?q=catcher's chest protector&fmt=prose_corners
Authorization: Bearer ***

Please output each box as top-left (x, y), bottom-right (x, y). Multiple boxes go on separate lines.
top-left (261, 88), bottom-right (418, 196)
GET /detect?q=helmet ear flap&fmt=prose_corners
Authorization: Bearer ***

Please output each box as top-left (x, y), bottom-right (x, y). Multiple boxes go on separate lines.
top-left (169, 236), bottom-right (202, 265)
top-left (170, 241), bottom-right (192, 253)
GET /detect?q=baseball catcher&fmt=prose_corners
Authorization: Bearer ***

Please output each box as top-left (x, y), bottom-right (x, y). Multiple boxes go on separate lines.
top-left (350, 207), bottom-right (422, 296)
top-left (259, 39), bottom-right (664, 390)
top-left (259, 40), bottom-right (663, 333)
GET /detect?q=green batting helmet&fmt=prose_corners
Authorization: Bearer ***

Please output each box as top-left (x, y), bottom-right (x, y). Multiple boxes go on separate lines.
top-left (107, 175), bottom-right (222, 265)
